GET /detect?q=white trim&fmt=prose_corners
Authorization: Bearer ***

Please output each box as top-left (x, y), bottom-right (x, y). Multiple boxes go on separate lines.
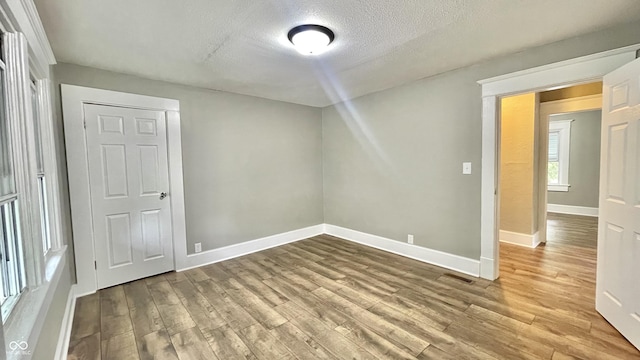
top-left (1, 0), bottom-right (56, 76)
top-left (481, 96), bottom-right (500, 280)
top-left (479, 45), bottom-right (637, 280)
top-left (177, 225), bottom-right (325, 271)
top-left (54, 285), bottom-right (76, 360)
top-left (549, 119), bottom-right (574, 125)
top-left (36, 78), bottom-right (64, 251)
top-left (4, 248), bottom-right (66, 360)
top-left (548, 119), bottom-right (573, 189)
top-left (478, 45), bottom-right (639, 96)
top-left (479, 257), bottom-right (496, 279)
top-left (17, 0), bottom-right (56, 62)
top-left (324, 224), bottom-right (480, 277)
top-left (167, 110), bottom-right (189, 271)
top-left (548, 184), bottom-right (570, 192)
top-left (4, 31), bottom-right (46, 286)
top-left (547, 204), bottom-right (599, 217)
top-left (61, 85), bottom-right (179, 111)
top-left (499, 230), bottom-right (541, 248)
top-left (61, 85), bottom-right (183, 295)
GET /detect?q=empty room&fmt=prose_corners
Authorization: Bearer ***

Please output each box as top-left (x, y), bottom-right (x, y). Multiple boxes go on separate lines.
top-left (0, 0), bottom-right (639, 359)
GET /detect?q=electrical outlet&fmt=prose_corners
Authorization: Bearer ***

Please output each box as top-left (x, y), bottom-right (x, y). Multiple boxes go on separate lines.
top-left (195, 243), bottom-right (202, 253)
top-left (463, 162), bottom-right (472, 175)
top-left (407, 234), bottom-right (414, 245)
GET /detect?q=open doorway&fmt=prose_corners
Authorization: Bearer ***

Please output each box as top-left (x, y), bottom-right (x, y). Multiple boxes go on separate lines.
top-left (477, 45), bottom-right (638, 282)
top-left (497, 82), bottom-right (603, 251)
top-left (479, 46), bottom-right (640, 350)
top-left (540, 83), bottom-right (603, 251)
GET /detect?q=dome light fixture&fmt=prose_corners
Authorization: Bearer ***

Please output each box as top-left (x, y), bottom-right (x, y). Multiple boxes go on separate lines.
top-left (287, 24), bottom-right (335, 55)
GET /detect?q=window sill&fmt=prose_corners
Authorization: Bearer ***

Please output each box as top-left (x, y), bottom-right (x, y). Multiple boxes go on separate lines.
top-left (4, 246), bottom-right (67, 360)
top-left (548, 184), bottom-right (570, 192)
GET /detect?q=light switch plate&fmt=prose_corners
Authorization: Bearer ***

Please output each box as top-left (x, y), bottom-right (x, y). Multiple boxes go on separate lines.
top-left (463, 162), bottom-right (472, 175)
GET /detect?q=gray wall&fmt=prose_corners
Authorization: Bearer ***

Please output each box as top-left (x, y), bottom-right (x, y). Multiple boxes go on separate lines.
top-left (322, 21), bottom-right (640, 260)
top-left (548, 110), bottom-right (601, 208)
top-left (53, 63), bottom-right (324, 255)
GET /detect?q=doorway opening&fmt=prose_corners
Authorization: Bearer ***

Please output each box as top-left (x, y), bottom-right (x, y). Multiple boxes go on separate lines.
top-left (479, 44), bottom-right (640, 350)
top-left (497, 81), bottom-right (603, 252)
top-left (541, 83), bottom-right (603, 251)
top-left (477, 44), bottom-right (638, 281)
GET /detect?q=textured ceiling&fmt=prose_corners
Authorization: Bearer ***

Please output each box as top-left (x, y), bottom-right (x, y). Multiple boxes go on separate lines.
top-left (35, 0), bottom-right (640, 107)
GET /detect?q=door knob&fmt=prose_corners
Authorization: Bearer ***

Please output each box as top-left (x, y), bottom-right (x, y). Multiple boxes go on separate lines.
top-left (159, 192), bottom-right (168, 200)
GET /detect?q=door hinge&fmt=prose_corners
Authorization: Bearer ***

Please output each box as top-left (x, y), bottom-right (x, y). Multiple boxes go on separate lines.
top-left (94, 261), bottom-right (97, 270)
top-left (83, 120), bottom-right (87, 129)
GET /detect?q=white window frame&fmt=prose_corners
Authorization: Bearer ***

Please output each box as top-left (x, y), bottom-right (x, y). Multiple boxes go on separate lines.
top-left (1, 31), bottom-right (65, 360)
top-left (548, 119), bottom-right (572, 192)
top-left (0, 1), bottom-right (64, 358)
top-left (31, 76), bottom-right (64, 261)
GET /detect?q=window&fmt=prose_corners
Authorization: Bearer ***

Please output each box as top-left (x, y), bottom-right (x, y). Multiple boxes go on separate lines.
top-left (0, 31), bottom-right (61, 325)
top-left (548, 119), bottom-right (572, 191)
top-left (31, 82), bottom-right (51, 254)
top-left (0, 61), bottom-right (26, 321)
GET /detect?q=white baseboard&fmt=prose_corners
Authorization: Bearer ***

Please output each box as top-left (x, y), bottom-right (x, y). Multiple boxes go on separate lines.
top-left (55, 285), bottom-right (76, 360)
top-left (177, 224), bottom-right (325, 271)
top-left (499, 230), bottom-right (541, 248)
top-left (547, 204), bottom-right (598, 217)
top-left (324, 224), bottom-right (480, 277)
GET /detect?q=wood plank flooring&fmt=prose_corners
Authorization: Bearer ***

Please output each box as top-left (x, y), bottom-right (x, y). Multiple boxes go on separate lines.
top-left (68, 214), bottom-right (640, 359)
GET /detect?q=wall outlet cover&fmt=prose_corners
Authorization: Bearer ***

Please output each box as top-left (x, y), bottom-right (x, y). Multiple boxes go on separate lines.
top-left (195, 243), bottom-right (202, 253)
top-left (407, 234), bottom-right (414, 244)
top-left (463, 162), bottom-right (472, 175)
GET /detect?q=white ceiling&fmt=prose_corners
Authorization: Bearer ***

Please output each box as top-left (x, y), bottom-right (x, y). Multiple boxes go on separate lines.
top-left (35, 0), bottom-right (640, 107)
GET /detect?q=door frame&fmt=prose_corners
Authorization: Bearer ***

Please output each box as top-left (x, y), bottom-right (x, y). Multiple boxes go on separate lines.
top-left (477, 44), bottom-right (639, 280)
top-left (62, 85), bottom-right (186, 296)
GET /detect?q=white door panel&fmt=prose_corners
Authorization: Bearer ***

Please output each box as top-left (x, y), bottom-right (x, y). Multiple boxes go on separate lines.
top-left (84, 104), bottom-right (174, 289)
top-left (597, 57), bottom-right (640, 350)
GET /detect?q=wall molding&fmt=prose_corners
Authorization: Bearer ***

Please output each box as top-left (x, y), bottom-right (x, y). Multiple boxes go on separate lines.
top-left (324, 224), bottom-right (480, 277)
top-left (548, 204), bottom-right (599, 217)
top-left (54, 285), bottom-right (76, 360)
top-left (499, 230), bottom-right (541, 248)
top-left (478, 44), bottom-right (640, 96)
top-left (1, 0), bottom-right (57, 78)
top-left (18, 0), bottom-right (56, 60)
top-left (177, 224), bottom-right (325, 271)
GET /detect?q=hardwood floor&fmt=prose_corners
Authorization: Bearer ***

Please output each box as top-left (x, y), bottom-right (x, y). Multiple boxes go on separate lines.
top-left (68, 216), bottom-right (640, 359)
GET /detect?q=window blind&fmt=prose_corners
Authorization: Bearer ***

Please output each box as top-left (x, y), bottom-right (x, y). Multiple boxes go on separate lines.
top-left (548, 131), bottom-right (559, 162)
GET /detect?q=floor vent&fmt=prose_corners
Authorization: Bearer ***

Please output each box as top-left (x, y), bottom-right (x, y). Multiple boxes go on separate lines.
top-left (442, 273), bottom-right (473, 284)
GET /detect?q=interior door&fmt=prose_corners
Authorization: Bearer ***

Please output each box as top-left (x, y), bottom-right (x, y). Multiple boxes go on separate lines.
top-left (596, 57), bottom-right (640, 350)
top-left (84, 104), bottom-right (174, 289)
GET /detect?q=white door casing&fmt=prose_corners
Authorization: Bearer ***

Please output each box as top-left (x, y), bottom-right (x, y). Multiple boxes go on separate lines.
top-left (596, 57), bottom-right (640, 350)
top-left (62, 85), bottom-right (185, 296)
top-left (478, 44), bottom-right (639, 280)
top-left (84, 104), bottom-right (174, 289)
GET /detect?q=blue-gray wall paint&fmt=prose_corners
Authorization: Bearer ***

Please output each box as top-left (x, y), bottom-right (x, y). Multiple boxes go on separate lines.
top-left (548, 110), bottom-right (602, 208)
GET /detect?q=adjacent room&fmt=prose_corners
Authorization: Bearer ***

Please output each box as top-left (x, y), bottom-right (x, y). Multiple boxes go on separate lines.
top-left (0, 1), bottom-right (639, 359)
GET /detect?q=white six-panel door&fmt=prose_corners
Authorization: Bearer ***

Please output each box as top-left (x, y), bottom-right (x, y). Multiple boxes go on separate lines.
top-left (597, 57), bottom-right (640, 350)
top-left (84, 104), bottom-right (174, 289)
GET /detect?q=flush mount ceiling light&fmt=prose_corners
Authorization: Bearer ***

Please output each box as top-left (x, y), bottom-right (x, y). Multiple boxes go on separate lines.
top-left (287, 24), bottom-right (335, 55)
